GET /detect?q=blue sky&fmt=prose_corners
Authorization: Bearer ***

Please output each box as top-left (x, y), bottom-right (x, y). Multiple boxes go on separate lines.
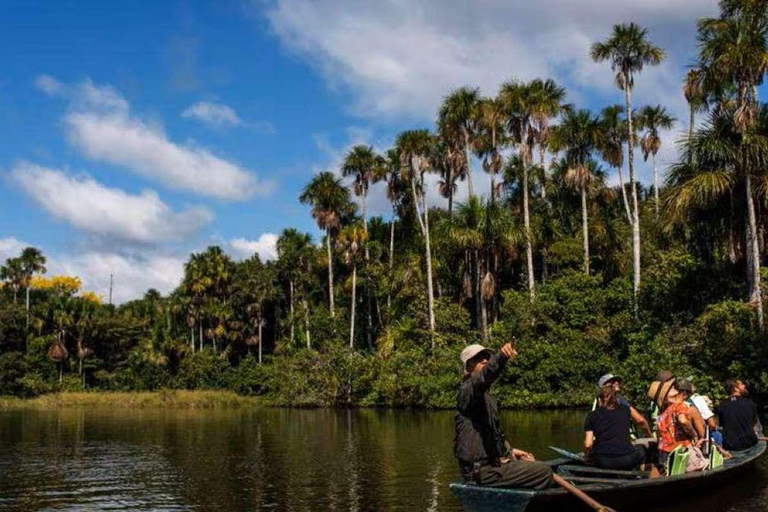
top-left (0, 0), bottom-right (722, 301)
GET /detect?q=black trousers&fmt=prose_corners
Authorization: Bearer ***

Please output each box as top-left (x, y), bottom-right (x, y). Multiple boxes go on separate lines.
top-left (594, 445), bottom-right (646, 471)
top-left (461, 460), bottom-right (554, 490)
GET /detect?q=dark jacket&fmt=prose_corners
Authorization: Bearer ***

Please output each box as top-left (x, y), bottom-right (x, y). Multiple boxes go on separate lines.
top-left (454, 352), bottom-right (509, 473)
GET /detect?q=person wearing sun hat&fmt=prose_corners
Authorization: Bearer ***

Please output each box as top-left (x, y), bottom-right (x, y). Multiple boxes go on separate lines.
top-left (454, 342), bottom-right (553, 489)
top-left (650, 379), bottom-right (701, 469)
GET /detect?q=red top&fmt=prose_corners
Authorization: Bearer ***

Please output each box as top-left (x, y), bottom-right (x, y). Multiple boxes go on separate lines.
top-left (657, 402), bottom-right (694, 453)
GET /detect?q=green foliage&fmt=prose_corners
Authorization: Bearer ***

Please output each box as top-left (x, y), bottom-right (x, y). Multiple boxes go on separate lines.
top-left (174, 350), bottom-right (230, 390)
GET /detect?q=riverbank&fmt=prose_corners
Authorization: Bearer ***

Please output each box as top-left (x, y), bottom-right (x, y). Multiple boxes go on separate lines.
top-left (0, 390), bottom-right (260, 410)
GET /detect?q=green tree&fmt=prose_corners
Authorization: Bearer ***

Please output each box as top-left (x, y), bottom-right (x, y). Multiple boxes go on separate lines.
top-left (337, 223), bottom-right (367, 348)
top-left (396, 129), bottom-right (437, 337)
top-left (551, 109), bottom-right (603, 275)
top-left (637, 105), bottom-right (676, 217)
top-left (439, 87), bottom-right (480, 198)
top-left (20, 247), bottom-right (47, 330)
top-left (591, 22), bottom-right (665, 317)
top-left (299, 171), bottom-right (355, 318)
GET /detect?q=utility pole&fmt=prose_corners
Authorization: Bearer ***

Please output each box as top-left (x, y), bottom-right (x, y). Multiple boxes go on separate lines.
top-left (109, 273), bottom-right (113, 305)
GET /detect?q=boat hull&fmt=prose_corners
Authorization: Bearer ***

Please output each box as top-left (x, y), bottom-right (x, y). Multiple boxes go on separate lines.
top-left (450, 441), bottom-right (766, 512)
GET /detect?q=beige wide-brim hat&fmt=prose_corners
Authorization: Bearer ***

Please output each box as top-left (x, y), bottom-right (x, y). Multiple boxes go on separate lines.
top-left (647, 378), bottom-right (677, 408)
top-left (460, 344), bottom-right (492, 368)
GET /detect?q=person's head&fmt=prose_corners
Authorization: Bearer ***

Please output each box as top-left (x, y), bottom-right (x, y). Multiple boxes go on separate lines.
top-left (598, 384), bottom-right (619, 410)
top-left (647, 378), bottom-right (677, 409)
top-left (665, 385), bottom-right (683, 405)
top-left (725, 378), bottom-right (748, 397)
top-left (460, 344), bottom-right (492, 377)
top-left (675, 378), bottom-right (694, 400)
top-left (597, 374), bottom-right (622, 392)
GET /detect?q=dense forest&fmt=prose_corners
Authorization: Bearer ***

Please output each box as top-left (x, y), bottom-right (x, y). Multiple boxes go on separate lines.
top-left (2, 2), bottom-right (768, 408)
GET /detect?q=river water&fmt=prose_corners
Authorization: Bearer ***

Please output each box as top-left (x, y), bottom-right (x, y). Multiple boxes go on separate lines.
top-left (0, 407), bottom-right (765, 511)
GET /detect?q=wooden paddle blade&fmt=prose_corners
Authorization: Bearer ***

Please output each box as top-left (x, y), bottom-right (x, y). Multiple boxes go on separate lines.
top-left (549, 446), bottom-right (584, 461)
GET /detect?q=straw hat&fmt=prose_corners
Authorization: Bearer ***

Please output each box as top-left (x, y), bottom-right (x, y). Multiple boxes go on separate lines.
top-left (647, 378), bottom-right (677, 408)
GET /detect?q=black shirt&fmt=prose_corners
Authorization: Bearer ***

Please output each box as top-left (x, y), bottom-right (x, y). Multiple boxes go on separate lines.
top-left (715, 396), bottom-right (758, 451)
top-left (454, 352), bottom-right (509, 471)
top-left (584, 405), bottom-right (635, 457)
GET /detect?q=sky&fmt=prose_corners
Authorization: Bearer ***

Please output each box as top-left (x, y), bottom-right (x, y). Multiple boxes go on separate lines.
top-left (0, 0), bottom-right (722, 303)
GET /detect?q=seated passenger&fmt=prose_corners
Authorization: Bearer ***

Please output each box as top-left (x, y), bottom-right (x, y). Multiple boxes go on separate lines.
top-left (674, 379), bottom-right (706, 439)
top-left (676, 378), bottom-right (719, 449)
top-left (715, 379), bottom-right (759, 452)
top-left (595, 374), bottom-right (653, 438)
top-left (584, 385), bottom-right (646, 470)
top-left (652, 380), bottom-right (700, 468)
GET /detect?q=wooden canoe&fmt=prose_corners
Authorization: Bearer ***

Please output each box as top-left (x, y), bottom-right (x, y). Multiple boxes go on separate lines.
top-left (449, 441), bottom-right (766, 512)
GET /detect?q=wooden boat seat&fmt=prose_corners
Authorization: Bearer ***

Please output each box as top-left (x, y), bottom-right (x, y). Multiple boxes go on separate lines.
top-left (558, 465), bottom-right (650, 478)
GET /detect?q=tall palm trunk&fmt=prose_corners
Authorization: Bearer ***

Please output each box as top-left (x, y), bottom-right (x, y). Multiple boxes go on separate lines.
top-left (350, 262), bottom-right (357, 348)
top-left (289, 280), bottom-right (295, 343)
top-left (326, 228), bottom-right (335, 317)
top-left (410, 165), bottom-right (436, 337)
top-left (387, 217), bottom-right (395, 310)
top-left (652, 152), bottom-right (659, 218)
top-left (523, 153), bottom-right (535, 299)
top-left (746, 173), bottom-right (764, 330)
top-left (688, 104), bottom-right (695, 166)
top-left (423, 193), bottom-right (437, 341)
top-left (616, 164), bottom-right (633, 224)
top-left (258, 319), bottom-right (263, 363)
top-left (539, 146), bottom-right (547, 199)
top-left (303, 297), bottom-right (311, 349)
top-left (199, 322), bottom-right (203, 352)
top-left (478, 254), bottom-right (488, 340)
top-left (362, 193), bottom-right (373, 351)
top-left (474, 250), bottom-right (482, 337)
top-left (463, 129), bottom-right (474, 198)
top-left (625, 82), bottom-right (641, 319)
top-left (25, 286), bottom-right (30, 330)
top-left (582, 185), bottom-right (590, 275)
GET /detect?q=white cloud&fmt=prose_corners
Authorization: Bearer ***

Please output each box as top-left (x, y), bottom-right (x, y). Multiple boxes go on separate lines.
top-left (51, 250), bottom-right (186, 304)
top-left (0, 237), bottom-right (27, 262)
top-left (229, 233), bottom-right (279, 261)
top-left (36, 75), bottom-right (272, 200)
top-left (34, 74), bottom-right (64, 96)
top-left (182, 101), bottom-right (243, 127)
top-left (264, 0), bottom-right (715, 184)
top-left (0, 236), bottom-right (185, 303)
top-left (11, 162), bottom-right (212, 243)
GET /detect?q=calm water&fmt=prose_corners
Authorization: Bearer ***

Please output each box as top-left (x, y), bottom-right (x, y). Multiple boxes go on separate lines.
top-left (0, 408), bottom-right (766, 511)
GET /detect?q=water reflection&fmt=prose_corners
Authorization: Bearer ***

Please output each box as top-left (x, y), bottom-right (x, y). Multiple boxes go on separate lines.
top-left (0, 408), bottom-right (765, 511)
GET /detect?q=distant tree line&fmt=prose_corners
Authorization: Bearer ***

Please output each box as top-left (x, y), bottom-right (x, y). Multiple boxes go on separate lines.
top-left (2, 4), bottom-right (768, 407)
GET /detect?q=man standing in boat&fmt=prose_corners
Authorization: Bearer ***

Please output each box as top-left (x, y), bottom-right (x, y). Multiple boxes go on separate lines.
top-left (454, 342), bottom-right (553, 489)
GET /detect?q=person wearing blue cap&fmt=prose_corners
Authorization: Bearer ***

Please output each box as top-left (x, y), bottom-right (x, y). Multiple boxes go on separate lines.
top-left (595, 374), bottom-right (653, 439)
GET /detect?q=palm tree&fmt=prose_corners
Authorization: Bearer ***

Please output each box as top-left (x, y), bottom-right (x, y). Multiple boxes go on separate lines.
top-left (591, 22), bottom-right (665, 317)
top-left (395, 129), bottom-right (437, 337)
top-left (376, 149), bottom-right (406, 311)
top-left (476, 97), bottom-right (506, 202)
top-left (530, 78), bottom-right (568, 199)
top-left (342, 145), bottom-right (381, 350)
top-left (439, 87), bottom-right (480, 198)
top-left (299, 172), bottom-right (355, 318)
top-left (276, 229), bottom-right (314, 348)
top-left (19, 247), bottom-right (46, 330)
top-left (698, 2), bottom-right (768, 329)
top-left (637, 105), bottom-right (676, 217)
top-left (598, 105), bottom-right (632, 224)
top-left (683, 68), bottom-right (708, 165)
top-left (0, 257), bottom-right (24, 304)
top-left (551, 109), bottom-right (602, 275)
top-left (337, 223), bottom-right (367, 348)
top-left (697, 3), bottom-right (768, 328)
top-left (499, 80), bottom-right (538, 299)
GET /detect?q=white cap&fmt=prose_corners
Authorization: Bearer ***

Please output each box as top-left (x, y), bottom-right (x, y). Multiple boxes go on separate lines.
top-left (460, 344), bottom-right (492, 367)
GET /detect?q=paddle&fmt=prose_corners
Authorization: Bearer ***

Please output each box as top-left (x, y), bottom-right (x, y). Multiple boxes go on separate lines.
top-left (549, 445), bottom-right (585, 462)
top-left (552, 473), bottom-right (617, 512)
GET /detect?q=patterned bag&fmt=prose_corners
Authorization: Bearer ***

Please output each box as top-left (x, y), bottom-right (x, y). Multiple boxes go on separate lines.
top-left (686, 445), bottom-right (709, 472)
